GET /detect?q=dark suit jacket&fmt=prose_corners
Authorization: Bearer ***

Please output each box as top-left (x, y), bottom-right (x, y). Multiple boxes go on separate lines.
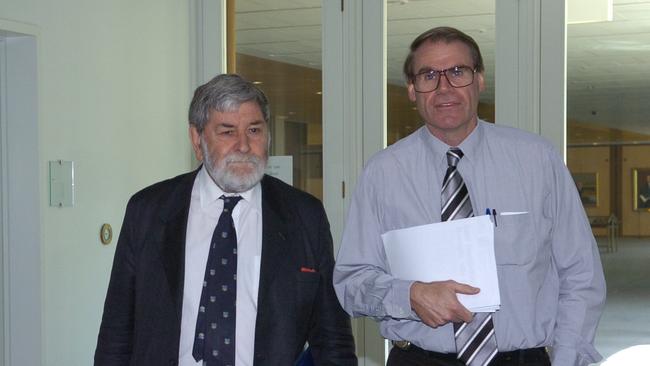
top-left (94, 170), bottom-right (356, 366)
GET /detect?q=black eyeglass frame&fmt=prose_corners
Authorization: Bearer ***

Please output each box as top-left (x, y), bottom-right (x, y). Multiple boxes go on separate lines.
top-left (410, 65), bottom-right (478, 93)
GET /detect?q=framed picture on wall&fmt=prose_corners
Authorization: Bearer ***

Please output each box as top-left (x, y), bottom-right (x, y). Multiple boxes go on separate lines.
top-left (633, 168), bottom-right (650, 211)
top-left (572, 172), bottom-right (599, 207)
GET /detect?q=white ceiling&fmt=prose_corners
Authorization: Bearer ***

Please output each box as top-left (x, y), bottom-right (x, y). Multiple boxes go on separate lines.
top-left (236, 0), bottom-right (650, 136)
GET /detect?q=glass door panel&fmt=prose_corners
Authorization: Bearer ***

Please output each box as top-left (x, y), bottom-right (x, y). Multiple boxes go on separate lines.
top-left (566, 2), bottom-right (650, 362)
top-left (234, 0), bottom-right (323, 200)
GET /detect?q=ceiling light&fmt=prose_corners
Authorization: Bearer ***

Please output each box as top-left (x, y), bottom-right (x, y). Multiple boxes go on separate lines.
top-left (568, 0), bottom-right (612, 24)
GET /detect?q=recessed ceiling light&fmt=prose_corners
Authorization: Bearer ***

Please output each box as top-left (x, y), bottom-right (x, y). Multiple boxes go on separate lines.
top-left (252, 81), bottom-right (263, 85)
top-left (568, 0), bottom-right (612, 24)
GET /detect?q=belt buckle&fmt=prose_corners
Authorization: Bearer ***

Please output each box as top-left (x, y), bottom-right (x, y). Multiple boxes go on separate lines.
top-left (392, 340), bottom-right (411, 350)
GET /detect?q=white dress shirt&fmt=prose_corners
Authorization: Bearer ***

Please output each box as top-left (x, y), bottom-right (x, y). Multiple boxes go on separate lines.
top-left (179, 167), bottom-right (263, 366)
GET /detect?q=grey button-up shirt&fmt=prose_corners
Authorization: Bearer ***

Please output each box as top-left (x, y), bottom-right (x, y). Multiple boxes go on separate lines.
top-left (333, 121), bottom-right (606, 366)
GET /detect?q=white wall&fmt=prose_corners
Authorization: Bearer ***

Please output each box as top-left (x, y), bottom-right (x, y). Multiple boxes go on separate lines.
top-left (0, 1), bottom-right (193, 365)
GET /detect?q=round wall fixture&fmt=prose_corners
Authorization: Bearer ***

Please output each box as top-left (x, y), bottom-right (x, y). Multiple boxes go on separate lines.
top-left (100, 223), bottom-right (113, 245)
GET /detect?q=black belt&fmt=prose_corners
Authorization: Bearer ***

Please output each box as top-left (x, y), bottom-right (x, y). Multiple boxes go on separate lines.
top-left (393, 342), bottom-right (548, 364)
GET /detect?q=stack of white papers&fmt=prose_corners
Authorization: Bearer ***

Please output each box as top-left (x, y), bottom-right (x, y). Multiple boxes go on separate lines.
top-left (382, 215), bottom-right (500, 312)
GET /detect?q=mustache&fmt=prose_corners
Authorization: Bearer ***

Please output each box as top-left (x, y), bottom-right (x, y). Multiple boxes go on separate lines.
top-left (223, 153), bottom-right (262, 165)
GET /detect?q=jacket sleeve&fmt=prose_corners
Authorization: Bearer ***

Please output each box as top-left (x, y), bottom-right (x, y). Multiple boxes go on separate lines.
top-left (94, 197), bottom-right (139, 366)
top-left (307, 204), bottom-right (358, 366)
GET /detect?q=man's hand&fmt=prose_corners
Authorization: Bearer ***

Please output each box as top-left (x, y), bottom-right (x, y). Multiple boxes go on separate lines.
top-left (410, 280), bottom-right (479, 328)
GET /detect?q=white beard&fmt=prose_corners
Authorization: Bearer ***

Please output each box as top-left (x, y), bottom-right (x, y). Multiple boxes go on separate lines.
top-left (201, 141), bottom-right (267, 193)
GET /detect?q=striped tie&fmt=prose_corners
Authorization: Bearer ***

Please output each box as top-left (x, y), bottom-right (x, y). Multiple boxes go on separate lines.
top-left (441, 148), bottom-right (498, 366)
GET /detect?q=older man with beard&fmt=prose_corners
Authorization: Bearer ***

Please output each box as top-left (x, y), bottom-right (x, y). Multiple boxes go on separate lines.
top-left (94, 74), bottom-right (356, 366)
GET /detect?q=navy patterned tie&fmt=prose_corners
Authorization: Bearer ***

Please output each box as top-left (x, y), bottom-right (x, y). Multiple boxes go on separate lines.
top-left (193, 195), bottom-right (242, 366)
top-left (441, 148), bottom-right (498, 366)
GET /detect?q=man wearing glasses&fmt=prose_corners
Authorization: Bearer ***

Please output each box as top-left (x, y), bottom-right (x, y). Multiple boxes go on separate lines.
top-left (334, 27), bottom-right (605, 366)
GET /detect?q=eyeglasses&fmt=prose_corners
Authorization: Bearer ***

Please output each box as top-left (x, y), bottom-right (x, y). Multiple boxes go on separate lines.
top-left (411, 65), bottom-right (477, 93)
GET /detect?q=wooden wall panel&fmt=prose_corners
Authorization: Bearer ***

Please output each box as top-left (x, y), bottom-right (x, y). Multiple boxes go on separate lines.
top-left (567, 146), bottom-right (611, 217)
top-left (621, 145), bottom-right (650, 236)
top-left (567, 147), bottom-right (611, 236)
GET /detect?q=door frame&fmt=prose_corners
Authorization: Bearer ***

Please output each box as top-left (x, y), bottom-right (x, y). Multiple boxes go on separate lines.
top-left (0, 18), bottom-right (42, 366)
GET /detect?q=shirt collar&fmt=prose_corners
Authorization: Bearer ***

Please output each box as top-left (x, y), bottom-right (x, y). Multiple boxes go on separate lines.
top-left (198, 165), bottom-right (259, 209)
top-left (419, 119), bottom-right (485, 165)
top-left (457, 120), bottom-right (484, 164)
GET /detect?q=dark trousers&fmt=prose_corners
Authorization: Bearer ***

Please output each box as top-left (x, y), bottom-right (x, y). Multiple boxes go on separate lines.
top-left (387, 345), bottom-right (551, 366)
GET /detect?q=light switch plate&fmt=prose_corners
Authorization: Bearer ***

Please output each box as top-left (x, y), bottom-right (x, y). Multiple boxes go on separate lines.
top-left (49, 160), bottom-right (74, 207)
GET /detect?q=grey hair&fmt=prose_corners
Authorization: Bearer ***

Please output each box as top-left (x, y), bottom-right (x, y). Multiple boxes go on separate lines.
top-left (188, 74), bottom-right (270, 133)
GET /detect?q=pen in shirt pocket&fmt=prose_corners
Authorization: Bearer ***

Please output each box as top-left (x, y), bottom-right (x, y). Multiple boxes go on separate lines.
top-left (485, 208), bottom-right (497, 226)
top-left (485, 208), bottom-right (530, 225)
top-left (486, 208), bottom-right (530, 228)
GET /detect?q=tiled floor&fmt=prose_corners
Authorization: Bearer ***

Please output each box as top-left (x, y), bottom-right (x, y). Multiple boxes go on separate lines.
top-left (593, 237), bottom-right (650, 365)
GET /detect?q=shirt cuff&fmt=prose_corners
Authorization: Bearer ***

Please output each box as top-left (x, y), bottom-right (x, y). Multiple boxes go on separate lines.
top-left (551, 343), bottom-right (602, 366)
top-left (388, 279), bottom-right (418, 319)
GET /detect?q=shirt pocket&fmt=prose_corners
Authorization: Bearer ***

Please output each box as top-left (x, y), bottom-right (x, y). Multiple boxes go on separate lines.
top-left (493, 212), bottom-right (536, 265)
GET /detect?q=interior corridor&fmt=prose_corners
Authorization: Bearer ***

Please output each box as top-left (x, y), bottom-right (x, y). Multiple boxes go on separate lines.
top-left (594, 237), bottom-right (650, 365)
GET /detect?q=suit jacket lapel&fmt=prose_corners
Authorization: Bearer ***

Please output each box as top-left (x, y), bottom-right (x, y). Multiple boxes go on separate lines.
top-left (255, 177), bottom-right (291, 356)
top-left (159, 170), bottom-right (198, 321)
top-left (257, 176), bottom-right (290, 306)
